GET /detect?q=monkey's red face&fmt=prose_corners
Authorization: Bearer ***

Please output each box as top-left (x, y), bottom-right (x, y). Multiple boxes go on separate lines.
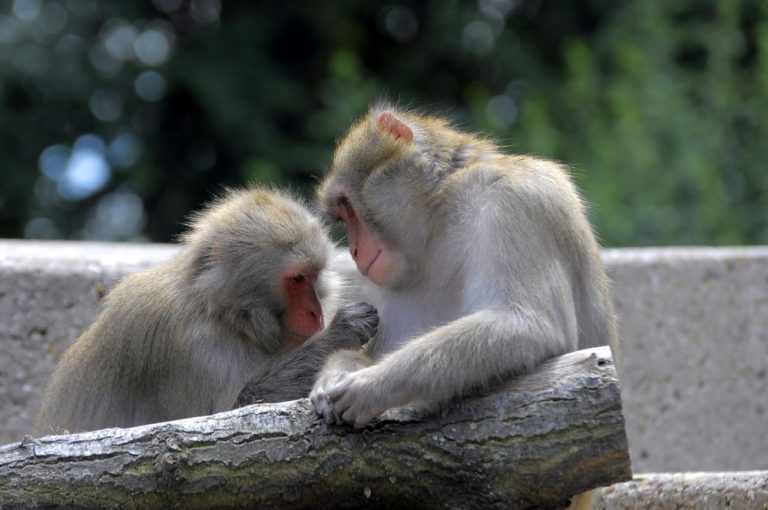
top-left (281, 268), bottom-right (323, 348)
top-left (336, 196), bottom-right (397, 287)
top-left (321, 109), bottom-right (417, 288)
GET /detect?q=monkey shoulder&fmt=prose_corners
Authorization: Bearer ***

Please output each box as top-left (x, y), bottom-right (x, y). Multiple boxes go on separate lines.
top-left (436, 157), bottom-right (590, 272)
top-left (105, 266), bottom-right (176, 312)
top-left (94, 265), bottom-right (183, 350)
top-left (464, 157), bottom-right (582, 218)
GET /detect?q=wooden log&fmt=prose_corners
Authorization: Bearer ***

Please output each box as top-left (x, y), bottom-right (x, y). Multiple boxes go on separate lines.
top-left (0, 346), bottom-right (630, 509)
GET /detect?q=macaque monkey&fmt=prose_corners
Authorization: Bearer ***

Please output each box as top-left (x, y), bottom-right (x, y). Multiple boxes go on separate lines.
top-left (310, 103), bottom-right (621, 427)
top-left (33, 188), bottom-right (378, 435)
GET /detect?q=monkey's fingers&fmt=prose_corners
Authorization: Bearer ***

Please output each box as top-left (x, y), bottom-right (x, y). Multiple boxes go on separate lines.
top-left (314, 385), bottom-right (350, 425)
top-left (337, 399), bottom-right (374, 429)
top-left (332, 375), bottom-right (385, 428)
top-left (310, 388), bottom-right (335, 424)
top-left (331, 407), bottom-right (345, 425)
top-left (329, 382), bottom-right (371, 427)
top-left (320, 400), bottom-right (338, 424)
top-left (324, 377), bottom-right (350, 403)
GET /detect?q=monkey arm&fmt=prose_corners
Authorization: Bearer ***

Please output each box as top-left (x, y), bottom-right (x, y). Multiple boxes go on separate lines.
top-left (235, 340), bottom-right (343, 406)
top-left (315, 233), bottom-right (581, 427)
top-left (320, 232), bottom-right (580, 427)
top-left (321, 305), bottom-right (571, 428)
top-left (235, 302), bottom-right (378, 407)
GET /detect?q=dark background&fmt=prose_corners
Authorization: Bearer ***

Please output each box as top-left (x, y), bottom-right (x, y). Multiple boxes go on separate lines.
top-left (1, 0), bottom-right (766, 246)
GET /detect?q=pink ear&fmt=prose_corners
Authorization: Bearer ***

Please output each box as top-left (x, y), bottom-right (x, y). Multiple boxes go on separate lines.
top-left (376, 112), bottom-right (414, 142)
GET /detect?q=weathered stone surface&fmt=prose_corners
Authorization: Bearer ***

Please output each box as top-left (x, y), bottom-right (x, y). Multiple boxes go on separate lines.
top-left (604, 247), bottom-right (768, 472)
top-left (1, 241), bottom-right (767, 474)
top-left (591, 471), bottom-right (768, 509)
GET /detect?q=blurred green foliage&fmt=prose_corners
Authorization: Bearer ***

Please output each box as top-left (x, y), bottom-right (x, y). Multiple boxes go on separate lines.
top-left (0, 0), bottom-right (765, 246)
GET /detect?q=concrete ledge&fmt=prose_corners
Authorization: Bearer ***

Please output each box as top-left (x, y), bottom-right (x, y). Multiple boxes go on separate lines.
top-left (603, 247), bottom-right (768, 472)
top-left (1, 241), bottom-right (767, 475)
top-left (592, 471), bottom-right (768, 509)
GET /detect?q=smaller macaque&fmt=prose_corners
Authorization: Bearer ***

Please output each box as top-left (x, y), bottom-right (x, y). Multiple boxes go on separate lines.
top-left (33, 187), bottom-right (378, 435)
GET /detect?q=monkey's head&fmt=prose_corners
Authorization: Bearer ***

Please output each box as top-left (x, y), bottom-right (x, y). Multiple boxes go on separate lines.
top-left (318, 102), bottom-right (469, 289)
top-left (182, 188), bottom-right (334, 354)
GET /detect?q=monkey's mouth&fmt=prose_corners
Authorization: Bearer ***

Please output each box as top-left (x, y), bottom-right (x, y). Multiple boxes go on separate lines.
top-left (363, 250), bottom-right (382, 276)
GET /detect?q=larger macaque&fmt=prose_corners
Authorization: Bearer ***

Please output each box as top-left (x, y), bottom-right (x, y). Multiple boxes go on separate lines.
top-left (33, 188), bottom-right (378, 435)
top-left (311, 103), bottom-right (621, 427)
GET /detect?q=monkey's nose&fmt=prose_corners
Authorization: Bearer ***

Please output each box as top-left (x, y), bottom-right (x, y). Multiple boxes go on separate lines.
top-left (310, 308), bottom-right (324, 330)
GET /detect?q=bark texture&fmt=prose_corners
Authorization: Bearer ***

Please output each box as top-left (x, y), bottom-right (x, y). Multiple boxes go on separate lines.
top-left (0, 346), bottom-right (630, 509)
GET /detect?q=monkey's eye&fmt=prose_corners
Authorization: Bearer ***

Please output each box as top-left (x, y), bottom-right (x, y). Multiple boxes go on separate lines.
top-left (291, 274), bottom-right (306, 284)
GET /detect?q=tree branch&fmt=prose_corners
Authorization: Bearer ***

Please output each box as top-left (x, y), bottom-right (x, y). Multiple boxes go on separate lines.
top-left (0, 346), bottom-right (630, 510)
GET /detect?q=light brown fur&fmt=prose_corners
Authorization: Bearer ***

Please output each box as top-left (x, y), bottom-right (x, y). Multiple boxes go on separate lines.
top-left (33, 187), bottom-right (378, 435)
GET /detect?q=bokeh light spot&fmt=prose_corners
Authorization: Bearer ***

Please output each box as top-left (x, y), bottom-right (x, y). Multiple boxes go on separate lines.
top-left (90, 90), bottom-right (123, 122)
top-left (103, 19), bottom-right (138, 61)
top-left (89, 43), bottom-right (122, 75)
top-left (54, 33), bottom-right (85, 58)
top-left (479, 0), bottom-right (517, 20)
top-left (486, 95), bottom-right (518, 129)
top-left (463, 21), bottom-right (495, 56)
top-left (93, 191), bottom-right (145, 238)
top-left (380, 7), bottom-right (418, 43)
top-left (24, 217), bottom-right (61, 239)
top-left (39, 144), bottom-right (71, 181)
top-left (190, 0), bottom-right (222, 25)
top-left (108, 133), bottom-right (143, 168)
top-left (40, 2), bottom-right (68, 34)
top-left (134, 29), bottom-right (171, 66)
top-left (13, 0), bottom-right (42, 22)
top-left (0, 16), bottom-right (22, 44)
top-left (134, 70), bottom-right (167, 102)
top-left (56, 135), bottom-right (112, 201)
top-left (153, 0), bottom-right (184, 14)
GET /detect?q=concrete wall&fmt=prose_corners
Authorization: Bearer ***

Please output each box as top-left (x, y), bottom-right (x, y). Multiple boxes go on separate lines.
top-left (1, 240), bottom-right (766, 473)
top-left (0, 241), bottom-right (177, 441)
top-left (603, 247), bottom-right (768, 472)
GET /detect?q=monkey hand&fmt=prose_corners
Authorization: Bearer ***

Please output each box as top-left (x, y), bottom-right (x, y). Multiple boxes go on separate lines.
top-left (310, 349), bottom-right (372, 425)
top-left (322, 365), bottom-right (403, 428)
top-left (323, 302), bottom-right (379, 349)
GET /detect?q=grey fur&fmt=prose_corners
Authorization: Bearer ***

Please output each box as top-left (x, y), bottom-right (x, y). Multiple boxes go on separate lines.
top-left (311, 104), bottom-right (621, 427)
top-left (236, 302), bottom-right (378, 405)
